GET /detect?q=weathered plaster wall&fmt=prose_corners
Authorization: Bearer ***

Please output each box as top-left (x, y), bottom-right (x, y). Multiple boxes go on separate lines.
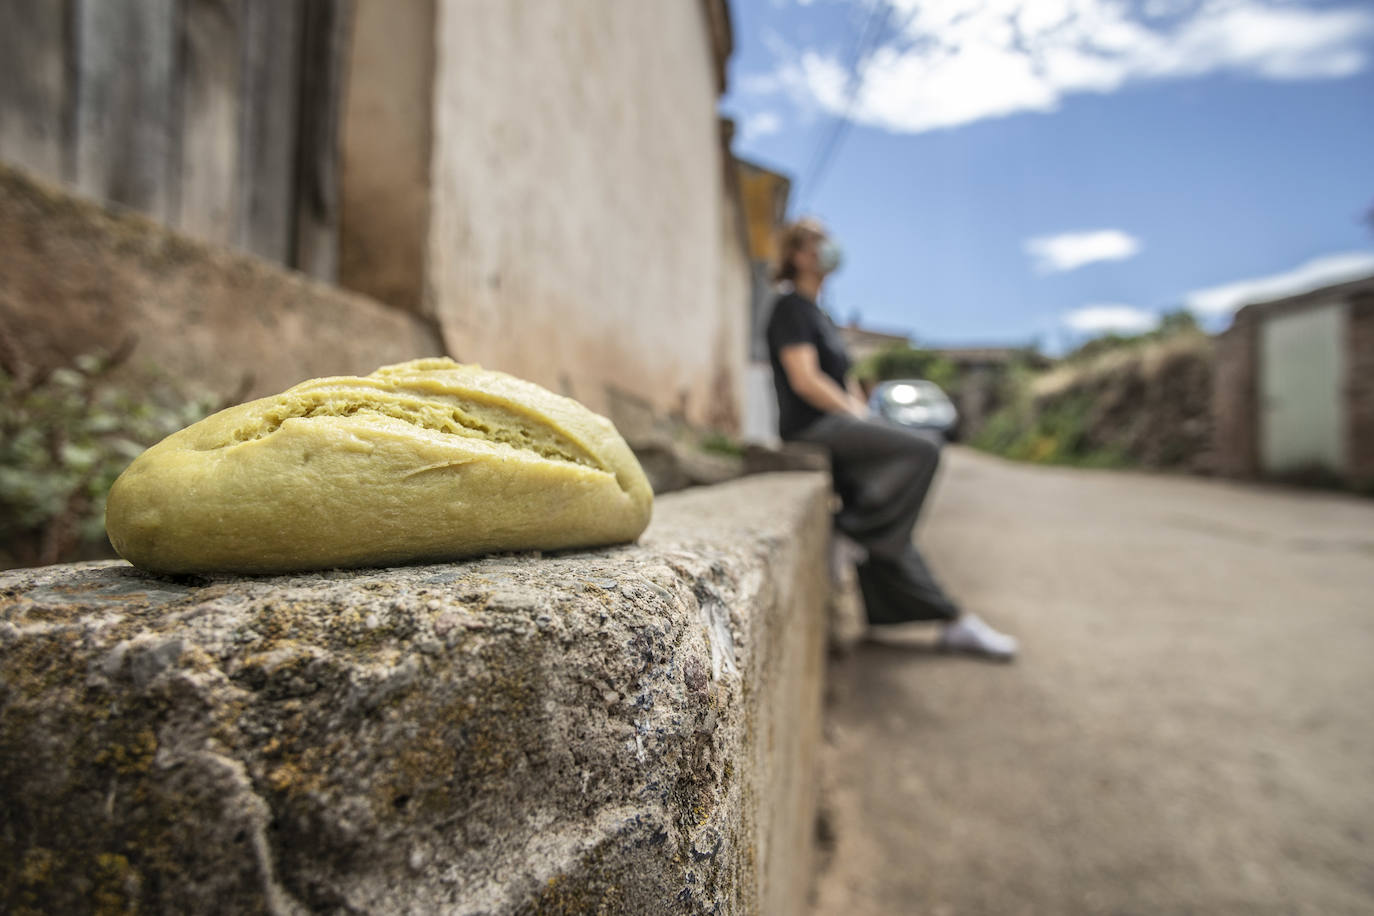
top-left (1345, 290), bottom-right (1374, 490)
top-left (0, 162), bottom-right (442, 401)
top-left (0, 473), bottom-right (831, 914)
top-left (745, 362), bottom-right (781, 445)
top-left (425, 0), bottom-right (748, 431)
top-left (1212, 278), bottom-right (1374, 488)
top-left (338, 0), bottom-right (436, 315)
top-left (1212, 310), bottom-right (1259, 478)
top-left (714, 151), bottom-right (752, 434)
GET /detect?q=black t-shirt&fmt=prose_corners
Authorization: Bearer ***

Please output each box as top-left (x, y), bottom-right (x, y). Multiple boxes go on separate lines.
top-left (766, 290), bottom-right (853, 439)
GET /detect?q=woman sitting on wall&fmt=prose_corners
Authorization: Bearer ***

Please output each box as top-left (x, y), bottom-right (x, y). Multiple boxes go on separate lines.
top-left (765, 218), bottom-right (1018, 659)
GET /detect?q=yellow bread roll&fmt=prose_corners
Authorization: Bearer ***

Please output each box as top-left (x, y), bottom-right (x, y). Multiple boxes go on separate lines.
top-left (105, 358), bottom-right (653, 574)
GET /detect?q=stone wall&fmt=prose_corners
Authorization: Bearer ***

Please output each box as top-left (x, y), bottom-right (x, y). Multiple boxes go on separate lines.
top-left (0, 472), bottom-right (832, 914)
top-left (0, 162), bottom-right (443, 402)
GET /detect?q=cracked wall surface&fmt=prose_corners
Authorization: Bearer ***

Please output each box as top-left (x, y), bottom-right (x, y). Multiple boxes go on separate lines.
top-left (0, 473), bottom-right (831, 915)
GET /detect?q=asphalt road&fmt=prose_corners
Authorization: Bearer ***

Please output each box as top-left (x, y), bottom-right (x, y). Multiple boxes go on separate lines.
top-left (811, 447), bottom-right (1374, 916)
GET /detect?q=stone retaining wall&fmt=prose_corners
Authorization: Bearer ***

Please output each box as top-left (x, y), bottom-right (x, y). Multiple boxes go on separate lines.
top-left (0, 473), bottom-right (832, 915)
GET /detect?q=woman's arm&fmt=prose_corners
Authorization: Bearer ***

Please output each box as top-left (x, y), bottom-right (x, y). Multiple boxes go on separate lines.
top-left (779, 344), bottom-right (869, 418)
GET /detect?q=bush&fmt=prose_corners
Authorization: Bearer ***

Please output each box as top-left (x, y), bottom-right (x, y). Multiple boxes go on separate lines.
top-left (0, 348), bottom-right (225, 568)
top-left (973, 390), bottom-right (1125, 467)
top-left (1062, 309), bottom-right (1200, 364)
top-left (972, 333), bottom-right (1213, 471)
top-left (853, 345), bottom-right (959, 391)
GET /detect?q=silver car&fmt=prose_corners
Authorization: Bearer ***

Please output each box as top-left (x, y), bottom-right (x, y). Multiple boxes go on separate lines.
top-left (870, 379), bottom-right (960, 440)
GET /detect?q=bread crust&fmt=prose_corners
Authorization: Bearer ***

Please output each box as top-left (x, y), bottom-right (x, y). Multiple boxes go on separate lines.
top-left (105, 359), bottom-right (653, 574)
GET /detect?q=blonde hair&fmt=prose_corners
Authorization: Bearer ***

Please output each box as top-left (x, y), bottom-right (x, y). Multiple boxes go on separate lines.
top-left (774, 218), bottom-right (828, 283)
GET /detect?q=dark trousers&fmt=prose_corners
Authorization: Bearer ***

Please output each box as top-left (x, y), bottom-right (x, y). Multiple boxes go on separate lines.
top-left (792, 413), bottom-right (960, 624)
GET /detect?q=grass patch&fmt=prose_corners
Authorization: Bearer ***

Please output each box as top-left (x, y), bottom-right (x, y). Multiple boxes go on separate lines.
top-left (698, 432), bottom-right (745, 458)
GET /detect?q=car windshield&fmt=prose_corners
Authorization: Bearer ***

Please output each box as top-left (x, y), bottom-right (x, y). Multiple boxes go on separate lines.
top-left (878, 382), bottom-right (948, 406)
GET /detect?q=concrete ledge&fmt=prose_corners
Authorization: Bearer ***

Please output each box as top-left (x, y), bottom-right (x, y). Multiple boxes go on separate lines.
top-left (0, 473), bottom-right (831, 915)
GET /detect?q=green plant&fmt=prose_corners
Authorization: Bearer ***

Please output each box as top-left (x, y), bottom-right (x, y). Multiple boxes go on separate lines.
top-left (973, 390), bottom-right (1132, 469)
top-left (853, 345), bottom-right (959, 391)
top-left (698, 431), bottom-right (745, 458)
top-left (1062, 308), bottom-right (1202, 364)
top-left (0, 346), bottom-right (225, 568)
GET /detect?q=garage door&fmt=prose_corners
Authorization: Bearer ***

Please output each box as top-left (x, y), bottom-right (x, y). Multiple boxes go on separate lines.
top-left (1260, 302), bottom-right (1346, 475)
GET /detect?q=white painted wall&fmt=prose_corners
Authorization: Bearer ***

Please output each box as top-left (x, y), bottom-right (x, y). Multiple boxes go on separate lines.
top-left (744, 363), bottom-right (780, 445)
top-left (716, 180), bottom-right (752, 432)
top-left (339, 0), bottom-right (435, 314)
top-left (426, 0), bottom-right (747, 431)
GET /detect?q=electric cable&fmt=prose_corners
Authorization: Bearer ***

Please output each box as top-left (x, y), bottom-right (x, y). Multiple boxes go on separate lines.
top-left (798, 0), bottom-right (893, 207)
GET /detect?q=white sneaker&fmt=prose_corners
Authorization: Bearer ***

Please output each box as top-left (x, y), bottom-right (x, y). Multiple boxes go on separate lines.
top-left (938, 613), bottom-right (1018, 661)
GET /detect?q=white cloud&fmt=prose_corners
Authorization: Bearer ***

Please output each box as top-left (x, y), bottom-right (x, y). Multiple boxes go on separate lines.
top-left (1062, 304), bottom-right (1160, 334)
top-left (739, 110), bottom-right (784, 141)
top-left (1026, 229), bottom-right (1142, 273)
top-left (1142, 0), bottom-right (1196, 18)
top-left (758, 0), bottom-right (1374, 134)
top-left (1186, 251), bottom-right (1374, 316)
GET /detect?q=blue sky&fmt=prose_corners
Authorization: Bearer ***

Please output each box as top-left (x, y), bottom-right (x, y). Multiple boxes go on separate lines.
top-left (721, 0), bottom-right (1374, 353)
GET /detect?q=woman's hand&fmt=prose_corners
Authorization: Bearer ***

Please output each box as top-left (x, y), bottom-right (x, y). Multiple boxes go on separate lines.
top-left (845, 379), bottom-right (872, 420)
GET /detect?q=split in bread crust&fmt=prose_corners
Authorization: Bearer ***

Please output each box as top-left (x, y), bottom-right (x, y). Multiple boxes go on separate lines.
top-left (105, 359), bottom-right (654, 574)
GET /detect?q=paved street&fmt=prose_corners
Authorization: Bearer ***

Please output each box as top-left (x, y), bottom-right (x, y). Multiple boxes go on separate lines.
top-left (811, 447), bottom-right (1374, 916)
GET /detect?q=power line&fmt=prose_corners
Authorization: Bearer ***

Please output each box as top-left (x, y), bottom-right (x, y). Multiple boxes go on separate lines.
top-left (798, 1), bottom-right (893, 208)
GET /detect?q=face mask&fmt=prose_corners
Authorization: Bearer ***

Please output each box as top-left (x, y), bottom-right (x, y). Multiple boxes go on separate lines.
top-left (817, 239), bottom-right (843, 274)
